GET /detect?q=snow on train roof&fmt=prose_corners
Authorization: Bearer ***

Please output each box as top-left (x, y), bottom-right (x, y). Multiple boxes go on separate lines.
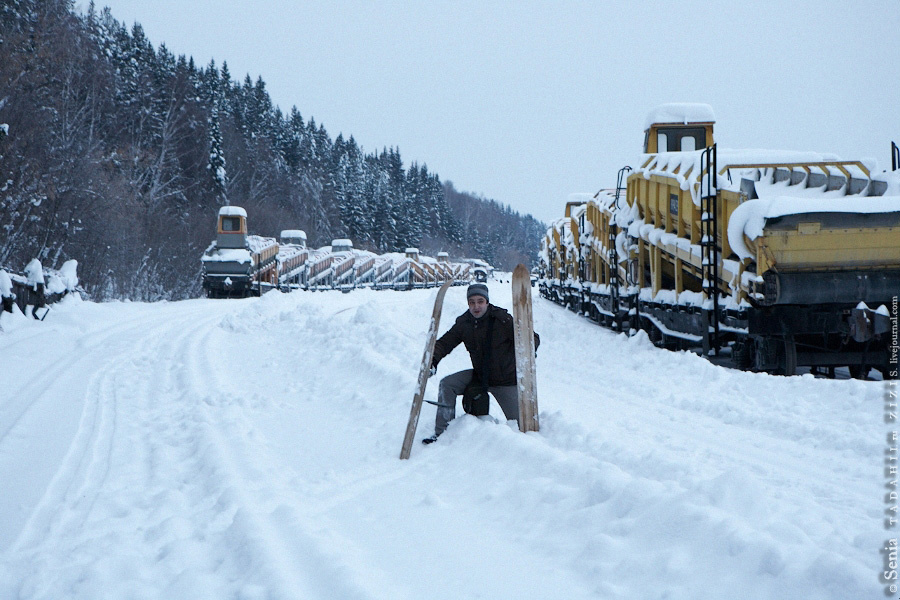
top-left (246, 235), bottom-right (276, 252)
top-left (218, 206), bottom-right (247, 217)
top-left (567, 192), bottom-right (594, 204)
top-left (636, 148), bottom-right (888, 205)
top-left (202, 248), bottom-right (251, 264)
top-left (280, 229), bottom-right (306, 239)
top-left (644, 103), bottom-right (715, 129)
top-left (728, 195), bottom-right (900, 260)
top-left (277, 244), bottom-right (307, 259)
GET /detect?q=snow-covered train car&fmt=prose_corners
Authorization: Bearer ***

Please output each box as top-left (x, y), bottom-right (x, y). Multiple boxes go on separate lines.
top-left (277, 230), bottom-right (309, 290)
top-left (349, 248), bottom-right (379, 288)
top-left (305, 247), bottom-right (335, 290)
top-left (371, 255), bottom-right (395, 289)
top-left (201, 209), bottom-right (479, 296)
top-left (202, 206), bottom-right (278, 298)
top-left (330, 239), bottom-right (357, 291)
top-left (541, 103), bottom-right (900, 378)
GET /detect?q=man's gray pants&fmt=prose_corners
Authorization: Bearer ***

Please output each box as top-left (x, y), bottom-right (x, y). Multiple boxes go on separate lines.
top-left (434, 369), bottom-right (519, 435)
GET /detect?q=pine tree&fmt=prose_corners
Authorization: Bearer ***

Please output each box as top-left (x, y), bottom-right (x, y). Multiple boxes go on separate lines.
top-left (207, 106), bottom-right (227, 205)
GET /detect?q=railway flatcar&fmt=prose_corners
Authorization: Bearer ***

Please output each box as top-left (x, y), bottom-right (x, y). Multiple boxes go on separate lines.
top-left (541, 104), bottom-right (900, 378)
top-left (201, 206), bottom-right (278, 298)
top-left (347, 247), bottom-right (379, 288)
top-left (305, 247), bottom-right (336, 290)
top-left (329, 239), bottom-right (358, 291)
top-left (277, 230), bottom-right (309, 290)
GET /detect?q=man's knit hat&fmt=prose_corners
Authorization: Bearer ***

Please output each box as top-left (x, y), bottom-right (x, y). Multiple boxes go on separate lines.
top-left (467, 283), bottom-right (489, 302)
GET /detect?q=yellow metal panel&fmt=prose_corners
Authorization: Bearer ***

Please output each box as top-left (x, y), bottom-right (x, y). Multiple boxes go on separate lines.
top-left (759, 228), bottom-right (900, 269)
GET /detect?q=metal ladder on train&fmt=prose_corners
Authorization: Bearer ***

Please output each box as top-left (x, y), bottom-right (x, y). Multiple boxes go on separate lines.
top-left (609, 165), bottom-right (631, 332)
top-left (700, 145), bottom-right (720, 355)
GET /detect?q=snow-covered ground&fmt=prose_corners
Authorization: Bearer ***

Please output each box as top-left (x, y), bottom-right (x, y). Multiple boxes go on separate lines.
top-left (0, 281), bottom-right (889, 599)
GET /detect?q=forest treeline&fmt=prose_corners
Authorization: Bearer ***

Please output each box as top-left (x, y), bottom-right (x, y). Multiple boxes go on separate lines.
top-left (0, 0), bottom-right (544, 300)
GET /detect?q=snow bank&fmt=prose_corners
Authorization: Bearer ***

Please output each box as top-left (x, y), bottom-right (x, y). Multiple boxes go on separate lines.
top-left (0, 288), bottom-right (886, 599)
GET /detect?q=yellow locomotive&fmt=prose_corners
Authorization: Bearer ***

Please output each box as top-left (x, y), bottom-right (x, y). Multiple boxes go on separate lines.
top-left (541, 104), bottom-right (900, 378)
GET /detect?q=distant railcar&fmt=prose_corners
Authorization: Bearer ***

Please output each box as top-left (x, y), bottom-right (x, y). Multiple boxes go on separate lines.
top-left (201, 208), bottom-right (476, 296)
top-left (277, 230), bottom-right (309, 290)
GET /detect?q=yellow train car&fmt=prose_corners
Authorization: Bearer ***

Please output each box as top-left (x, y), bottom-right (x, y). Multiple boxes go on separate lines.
top-left (541, 104), bottom-right (900, 378)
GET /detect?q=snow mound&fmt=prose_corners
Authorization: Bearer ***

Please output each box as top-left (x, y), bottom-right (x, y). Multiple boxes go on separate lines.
top-left (0, 286), bottom-right (884, 599)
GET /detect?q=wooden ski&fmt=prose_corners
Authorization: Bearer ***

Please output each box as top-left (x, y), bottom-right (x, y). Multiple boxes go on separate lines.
top-left (400, 280), bottom-right (453, 459)
top-left (512, 264), bottom-right (539, 432)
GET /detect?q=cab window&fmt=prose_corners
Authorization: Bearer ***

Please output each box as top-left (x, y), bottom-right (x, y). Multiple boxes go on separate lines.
top-left (221, 216), bottom-right (241, 232)
top-left (657, 127), bottom-right (706, 152)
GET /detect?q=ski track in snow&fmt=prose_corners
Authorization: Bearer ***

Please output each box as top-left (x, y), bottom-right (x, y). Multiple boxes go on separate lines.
top-left (0, 287), bottom-right (888, 599)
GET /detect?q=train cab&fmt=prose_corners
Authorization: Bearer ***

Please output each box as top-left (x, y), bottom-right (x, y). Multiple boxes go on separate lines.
top-left (332, 239), bottom-right (354, 254)
top-left (217, 206), bottom-right (248, 249)
top-left (643, 103), bottom-right (715, 153)
top-left (280, 229), bottom-right (307, 248)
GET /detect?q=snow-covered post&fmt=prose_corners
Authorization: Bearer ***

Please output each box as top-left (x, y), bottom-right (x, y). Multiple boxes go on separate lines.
top-left (0, 269), bottom-right (14, 316)
top-left (24, 259), bottom-right (46, 319)
top-left (59, 260), bottom-right (79, 293)
top-left (24, 259), bottom-right (44, 290)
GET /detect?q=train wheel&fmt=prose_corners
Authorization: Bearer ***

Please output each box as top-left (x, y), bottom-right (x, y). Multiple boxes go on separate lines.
top-left (848, 365), bottom-right (870, 380)
top-left (782, 337), bottom-right (797, 376)
top-left (732, 339), bottom-right (754, 371)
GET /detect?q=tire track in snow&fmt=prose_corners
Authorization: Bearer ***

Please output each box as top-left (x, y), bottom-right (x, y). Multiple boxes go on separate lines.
top-left (182, 308), bottom-right (403, 600)
top-left (1, 302), bottom-right (245, 597)
top-left (0, 310), bottom-right (164, 445)
top-left (7, 350), bottom-right (121, 554)
top-left (0, 307), bottom-right (205, 553)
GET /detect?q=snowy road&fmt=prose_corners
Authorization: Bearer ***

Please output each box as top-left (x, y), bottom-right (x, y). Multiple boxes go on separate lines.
top-left (0, 285), bottom-right (889, 599)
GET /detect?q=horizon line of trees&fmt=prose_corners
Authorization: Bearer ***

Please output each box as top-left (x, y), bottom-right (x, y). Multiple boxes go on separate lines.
top-left (0, 0), bottom-right (544, 300)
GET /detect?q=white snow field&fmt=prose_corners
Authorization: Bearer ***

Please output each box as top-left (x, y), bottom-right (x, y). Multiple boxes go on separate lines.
top-left (0, 282), bottom-right (888, 599)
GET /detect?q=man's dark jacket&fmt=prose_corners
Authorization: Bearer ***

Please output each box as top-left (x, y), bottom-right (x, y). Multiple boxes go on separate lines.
top-left (432, 304), bottom-right (540, 387)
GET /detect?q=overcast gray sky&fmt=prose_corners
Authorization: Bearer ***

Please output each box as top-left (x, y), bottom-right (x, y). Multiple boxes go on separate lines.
top-left (85, 1), bottom-right (899, 223)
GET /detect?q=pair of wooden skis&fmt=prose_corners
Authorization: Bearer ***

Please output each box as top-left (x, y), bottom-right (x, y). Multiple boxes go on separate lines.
top-left (399, 264), bottom-right (538, 460)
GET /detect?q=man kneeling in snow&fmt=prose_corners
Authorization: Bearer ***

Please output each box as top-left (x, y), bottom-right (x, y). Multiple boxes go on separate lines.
top-left (423, 283), bottom-right (539, 444)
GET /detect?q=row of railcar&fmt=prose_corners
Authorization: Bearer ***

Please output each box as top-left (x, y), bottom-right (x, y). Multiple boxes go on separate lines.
top-left (201, 206), bottom-right (473, 298)
top-left (540, 104), bottom-right (900, 378)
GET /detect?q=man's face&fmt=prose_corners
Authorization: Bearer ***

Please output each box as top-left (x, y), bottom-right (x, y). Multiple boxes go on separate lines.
top-left (468, 294), bottom-right (488, 318)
